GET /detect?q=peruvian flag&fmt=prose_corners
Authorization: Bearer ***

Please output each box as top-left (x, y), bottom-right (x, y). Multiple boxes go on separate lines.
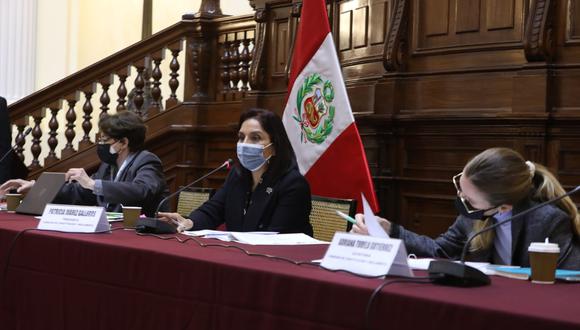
top-left (282, 0), bottom-right (379, 212)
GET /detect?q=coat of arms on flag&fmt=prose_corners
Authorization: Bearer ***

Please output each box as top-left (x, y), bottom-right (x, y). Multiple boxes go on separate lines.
top-left (293, 73), bottom-right (335, 144)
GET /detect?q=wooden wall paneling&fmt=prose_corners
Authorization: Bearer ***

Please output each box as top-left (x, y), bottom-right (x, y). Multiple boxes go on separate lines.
top-left (340, 0), bottom-right (390, 75)
top-left (346, 83), bottom-right (376, 113)
top-left (548, 120), bottom-right (580, 189)
top-left (340, 10), bottom-right (353, 51)
top-left (551, 68), bottom-right (580, 116)
top-left (370, 0), bottom-right (390, 45)
top-left (412, 0), bottom-right (524, 55)
top-left (554, 1), bottom-right (580, 64)
top-left (398, 186), bottom-right (458, 238)
top-left (566, 0), bottom-right (580, 43)
top-left (389, 119), bottom-right (548, 235)
top-left (486, 0), bottom-right (515, 31)
top-left (422, 0), bottom-right (450, 38)
top-left (265, 5), bottom-right (292, 91)
top-left (396, 72), bottom-right (515, 115)
top-left (274, 17), bottom-right (289, 75)
top-left (353, 5), bottom-right (369, 48)
top-left (372, 77), bottom-right (399, 115)
top-left (456, 0), bottom-right (481, 34)
top-left (511, 67), bottom-right (550, 114)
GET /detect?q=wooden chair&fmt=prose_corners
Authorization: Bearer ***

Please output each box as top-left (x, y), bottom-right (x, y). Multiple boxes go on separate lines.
top-left (176, 187), bottom-right (215, 217)
top-left (309, 195), bottom-right (357, 242)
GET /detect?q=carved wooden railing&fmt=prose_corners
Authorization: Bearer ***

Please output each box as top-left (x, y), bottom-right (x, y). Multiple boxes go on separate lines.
top-left (8, 14), bottom-right (256, 177)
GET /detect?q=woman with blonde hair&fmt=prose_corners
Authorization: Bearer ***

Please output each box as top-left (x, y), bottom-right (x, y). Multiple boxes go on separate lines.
top-left (352, 147), bottom-right (580, 269)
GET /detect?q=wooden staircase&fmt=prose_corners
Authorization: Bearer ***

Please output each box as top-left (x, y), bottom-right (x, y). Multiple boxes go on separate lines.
top-left (7, 9), bottom-right (258, 193)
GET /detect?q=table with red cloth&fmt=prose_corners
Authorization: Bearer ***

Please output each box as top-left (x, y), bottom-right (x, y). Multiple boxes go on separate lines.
top-left (0, 212), bottom-right (579, 330)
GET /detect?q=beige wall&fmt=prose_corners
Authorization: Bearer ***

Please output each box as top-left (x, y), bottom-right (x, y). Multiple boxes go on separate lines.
top-left (28, 0), bottom-right (253, 166)
top-left (36, 0), bottom-right (253, 91)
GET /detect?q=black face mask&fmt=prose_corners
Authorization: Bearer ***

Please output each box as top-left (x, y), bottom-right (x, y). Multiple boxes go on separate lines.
top-left (454, 196), bottom-right (498, 220)
top-left (97, 143), bottom-right (118, 165)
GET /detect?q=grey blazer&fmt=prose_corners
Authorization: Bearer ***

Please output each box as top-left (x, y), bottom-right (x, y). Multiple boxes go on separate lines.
top-left (53, 150), bottom-right (168, 217)
top-left (391, 199), bottom-right (580, 270)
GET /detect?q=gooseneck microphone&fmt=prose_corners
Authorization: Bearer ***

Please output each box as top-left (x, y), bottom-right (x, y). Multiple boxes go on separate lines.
top-left (0, 127), bottom-right (32, 165)
top-left (428, 185), bottom-right (580, 286)
top-left (135, 159), bottom-right (234, 234)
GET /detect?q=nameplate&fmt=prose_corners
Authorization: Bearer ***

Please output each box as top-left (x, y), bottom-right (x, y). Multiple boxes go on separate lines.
top-left (321, 232), bottom-right (413, 277)
top-left (38, 204), bottom-right (109, 233)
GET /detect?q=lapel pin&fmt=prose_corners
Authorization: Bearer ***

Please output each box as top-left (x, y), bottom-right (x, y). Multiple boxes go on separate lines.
top-left (266, 187), bottom-right (273, 194)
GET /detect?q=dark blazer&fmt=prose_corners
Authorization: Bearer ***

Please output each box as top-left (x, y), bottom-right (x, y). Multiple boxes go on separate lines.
top-left (0, 97), bottom-right (10, 184)
top-left (391, 198), bottom-right (580, 269)
top-left (53, 150), bottom-right (168, 217)
top-left (189, 165), bottom-right (313, 235)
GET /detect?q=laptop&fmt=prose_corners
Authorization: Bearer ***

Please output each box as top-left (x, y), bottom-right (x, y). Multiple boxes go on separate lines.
top-left (16, 172), bottom-right (66, 215)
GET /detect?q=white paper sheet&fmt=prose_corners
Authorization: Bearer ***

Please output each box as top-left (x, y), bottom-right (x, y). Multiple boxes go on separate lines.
top-left (230, 232), bottom-right (328, 245)
top-left (362, 193), bottom-right (389, 238)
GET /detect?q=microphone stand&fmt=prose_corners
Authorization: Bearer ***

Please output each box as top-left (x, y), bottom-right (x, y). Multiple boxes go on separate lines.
top-left (428, 186), bottom-right (580, 286)
top-left (0, 127), bottom-right (32, 165)
top-left (135, 159), bottom-right (233, 234)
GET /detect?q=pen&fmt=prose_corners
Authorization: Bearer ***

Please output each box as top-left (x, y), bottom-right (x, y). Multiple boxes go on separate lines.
top-left (335, 210), bottom-right (357, 225)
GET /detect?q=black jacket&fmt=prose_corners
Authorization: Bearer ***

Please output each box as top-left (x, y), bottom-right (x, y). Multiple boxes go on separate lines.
top-left (392, 198), bottom-right (580, 269)
top-left (0, 97), bottom-right (10, 184)
top-left (189, 165), bottom-right (313, 235)
top-left (53, 150), bottom-right (168, 217)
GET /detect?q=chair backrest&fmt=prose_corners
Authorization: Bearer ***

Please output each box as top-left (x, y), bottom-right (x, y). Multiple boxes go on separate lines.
top-left (309, 195), bottom-right (357, 242)
top-left (176, 187), bottom-right (216, 217)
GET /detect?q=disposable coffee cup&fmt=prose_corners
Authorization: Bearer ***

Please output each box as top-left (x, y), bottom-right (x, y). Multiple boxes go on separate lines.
top-left (528, 239), bottom-right (560, 284)
top-left (122, 206), bottom-right (142, 229)
top-left (6, 193), bottom-right (23, 212)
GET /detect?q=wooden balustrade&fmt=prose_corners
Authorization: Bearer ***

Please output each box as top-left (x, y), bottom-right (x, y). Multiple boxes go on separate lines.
top-left (6, 15), bottom-right (256, 175)
top-left (216, 17), bottom-right (255, 101)
top-left (44, 100), bottom-right (63, 166)
top-left (62, 92), bottom-right (80, 158)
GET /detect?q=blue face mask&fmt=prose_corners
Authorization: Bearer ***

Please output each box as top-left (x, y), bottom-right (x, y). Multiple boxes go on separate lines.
top-left (237, 142), bottom-right (272, 172)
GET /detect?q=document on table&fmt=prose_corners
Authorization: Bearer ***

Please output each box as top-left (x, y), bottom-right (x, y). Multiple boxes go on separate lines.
top-left (106, 212), bottom-right (124, 222)
top-left (182, 230), bottom-right (278, 242)
top-left (182, 230), bottom-right (327, 245)
top-left (230, 232), bottom-right (328, 245)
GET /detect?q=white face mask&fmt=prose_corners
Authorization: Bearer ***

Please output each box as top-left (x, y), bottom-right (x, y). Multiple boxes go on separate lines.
top-left (109, 143), bottom-right (118, 155)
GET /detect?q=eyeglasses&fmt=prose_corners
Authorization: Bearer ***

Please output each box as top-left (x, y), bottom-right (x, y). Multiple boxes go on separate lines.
top-left (452, 172), bottom-right (479, 214)
top-left (97, 136), bottom-right (117, 145)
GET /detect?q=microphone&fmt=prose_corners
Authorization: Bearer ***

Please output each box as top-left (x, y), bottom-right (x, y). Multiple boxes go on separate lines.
top-left (428, 185), bottom-right (580, 286)
top-left (135, 159), bottom-right (234, 234)
top-left (0, 127), bottom-right (32, 165)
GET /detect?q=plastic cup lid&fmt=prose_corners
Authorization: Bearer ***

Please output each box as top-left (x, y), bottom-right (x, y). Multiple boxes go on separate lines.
top-left (528, 241), bottom-right (560, 253)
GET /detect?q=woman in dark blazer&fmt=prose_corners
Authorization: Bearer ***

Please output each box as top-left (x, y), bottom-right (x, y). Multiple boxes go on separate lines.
top-left (0, 97), bottom-right (10, 184)
top-left (352, 147), bottom-right (580, 269)
top-left (0, 111), bottom-right (168, 217)
top-left (159, 108), bottom-right (313, 235)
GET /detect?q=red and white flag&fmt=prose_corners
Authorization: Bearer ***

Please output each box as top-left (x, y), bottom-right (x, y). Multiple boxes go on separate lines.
top-left (282, 0), bottom-right (379, 212)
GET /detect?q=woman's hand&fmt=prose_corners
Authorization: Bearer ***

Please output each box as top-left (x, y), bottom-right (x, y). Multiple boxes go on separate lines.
top-left (0, 179), bottom-right (35, 195)
top-left (351, 213), bottom-right (392, 235)
top-left (65, 168), bottom-right (95, 190)
top-left (351, 213), bottom-right (369, 235)
top-left (157, 212), bottom-right (194, 233)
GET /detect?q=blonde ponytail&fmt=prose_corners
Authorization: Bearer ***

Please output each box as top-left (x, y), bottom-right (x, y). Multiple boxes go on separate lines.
top-left (531, 164), bottom-right (580, 235)
top-left (462, 148), bottom-right (580, 253)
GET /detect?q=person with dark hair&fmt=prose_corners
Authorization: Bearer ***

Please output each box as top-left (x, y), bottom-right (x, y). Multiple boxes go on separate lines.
top-left (158, 108), bottom-right (313, 235)
top-left (0, 111), bottom-right (168, 216)
top-left (352, 147), bottom-right (580, 269)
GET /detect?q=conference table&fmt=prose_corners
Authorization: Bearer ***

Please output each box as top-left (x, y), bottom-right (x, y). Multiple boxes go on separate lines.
top-left (0, 212), bottom-right (579, 330)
